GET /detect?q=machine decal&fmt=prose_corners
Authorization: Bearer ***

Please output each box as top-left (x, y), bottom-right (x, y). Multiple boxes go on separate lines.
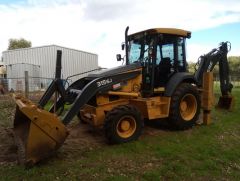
top-left (97, 78), bottom-right (113, 87)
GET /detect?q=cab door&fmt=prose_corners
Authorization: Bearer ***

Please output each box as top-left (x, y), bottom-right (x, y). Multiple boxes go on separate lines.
top-left (141, 38), bottom-right (157, 97)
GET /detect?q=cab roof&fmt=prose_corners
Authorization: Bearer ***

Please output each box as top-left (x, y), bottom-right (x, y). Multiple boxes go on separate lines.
top-left (129, 28), bottom-right (191, 38)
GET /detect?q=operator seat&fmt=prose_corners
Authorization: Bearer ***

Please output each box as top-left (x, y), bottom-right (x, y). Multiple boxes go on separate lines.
top-left (155, 57), bottom-right (172, 87)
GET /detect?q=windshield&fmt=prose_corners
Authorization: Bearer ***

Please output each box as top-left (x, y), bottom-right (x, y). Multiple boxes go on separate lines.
top-left (128, 39), bottom-right (149, 64)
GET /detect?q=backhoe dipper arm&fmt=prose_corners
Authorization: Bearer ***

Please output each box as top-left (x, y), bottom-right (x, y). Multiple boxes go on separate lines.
top-left (194, 42), bottom-right (233, 96)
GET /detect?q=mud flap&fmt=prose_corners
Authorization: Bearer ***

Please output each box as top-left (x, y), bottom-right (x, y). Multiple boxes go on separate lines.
top-left (13, 96), bottom-right (68, 167)
top-left (217, 95), bottom-right (234, 110)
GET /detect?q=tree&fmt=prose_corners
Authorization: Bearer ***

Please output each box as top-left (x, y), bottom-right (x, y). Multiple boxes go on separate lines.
top-left (228, 56), bottom-right (240, 76)
top-left (187, 56), bottom-right (240, 78)
top-left (187, 61), bottom-right (196, 73)
top-left (8, 38), bottom-right (32, 50)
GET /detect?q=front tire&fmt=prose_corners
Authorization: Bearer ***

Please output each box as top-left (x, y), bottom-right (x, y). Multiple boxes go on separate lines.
top-left (169, 83), bottom-right (200, 130)
top-left (104, 105), bottom-right (144, 144)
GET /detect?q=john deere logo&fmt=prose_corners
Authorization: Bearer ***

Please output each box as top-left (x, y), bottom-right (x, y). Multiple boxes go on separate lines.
top-left (97, 79), bottom-right (113, 87)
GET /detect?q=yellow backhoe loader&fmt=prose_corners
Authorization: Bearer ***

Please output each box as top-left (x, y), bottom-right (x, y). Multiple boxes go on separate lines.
top-left (12, 27), bottom-right (234, 167)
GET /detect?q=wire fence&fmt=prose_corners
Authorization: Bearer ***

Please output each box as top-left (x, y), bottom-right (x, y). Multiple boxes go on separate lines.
top-left (0, 68), bottom-right (105, 102)
top-left (0, 77), bottom-right (53, 93)
top-left (0, 77), bottom-right (53, 102)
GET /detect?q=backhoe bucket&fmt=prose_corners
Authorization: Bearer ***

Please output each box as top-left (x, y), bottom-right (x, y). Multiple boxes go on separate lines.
top-left (217, 95), bottom-right (234, 110)
top-left (13, 96), bottom-right (68, 167)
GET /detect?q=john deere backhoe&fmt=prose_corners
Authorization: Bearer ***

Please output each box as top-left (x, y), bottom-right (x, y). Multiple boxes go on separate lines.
top-left (13, 27), bottom-right (234, 166)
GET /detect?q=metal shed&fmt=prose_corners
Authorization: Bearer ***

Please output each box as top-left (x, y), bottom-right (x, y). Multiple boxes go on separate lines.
top-left (2, 45), bottom-right (99, 83)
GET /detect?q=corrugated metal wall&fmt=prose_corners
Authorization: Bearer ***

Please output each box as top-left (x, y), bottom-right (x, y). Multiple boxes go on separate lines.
top-left (6, 63), bottom-right (40, 78)
top-left (2, 45), bottom-right (98, 82)
top-left (6, 63), bottom-right (41, 91)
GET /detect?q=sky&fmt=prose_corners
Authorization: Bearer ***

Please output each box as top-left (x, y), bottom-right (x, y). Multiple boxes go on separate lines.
top-left (0, 0), bottom-right (239, 68)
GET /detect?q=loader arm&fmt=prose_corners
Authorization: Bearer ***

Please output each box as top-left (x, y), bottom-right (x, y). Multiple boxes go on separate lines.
top-left (38, 50), bottom-right (66, 108)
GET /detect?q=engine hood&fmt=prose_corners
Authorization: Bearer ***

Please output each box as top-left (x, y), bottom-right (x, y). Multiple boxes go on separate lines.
top-left (87, 63), bottom-right (142, 78)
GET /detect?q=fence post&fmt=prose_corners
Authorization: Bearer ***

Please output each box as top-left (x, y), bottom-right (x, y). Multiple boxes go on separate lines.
top-left (25, 71), bottom-right (29, 98)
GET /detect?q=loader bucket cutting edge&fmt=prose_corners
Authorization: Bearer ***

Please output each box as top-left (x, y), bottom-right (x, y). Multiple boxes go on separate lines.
top-left (13, 96), bottom-right (69, 167)
top-left (217, 95), bottom-right (234, 110)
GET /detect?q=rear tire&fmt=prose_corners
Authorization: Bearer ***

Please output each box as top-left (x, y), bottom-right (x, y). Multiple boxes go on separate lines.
top-left (169, 83), bottom-right (200, 130)
top-left (104, 105), bottom-right (144, 144)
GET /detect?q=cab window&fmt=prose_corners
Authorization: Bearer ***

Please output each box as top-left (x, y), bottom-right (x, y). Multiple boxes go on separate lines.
top-left (162, 43), bottom-right (174, 65)
top-left (156, 43), bottom-right (174, 66)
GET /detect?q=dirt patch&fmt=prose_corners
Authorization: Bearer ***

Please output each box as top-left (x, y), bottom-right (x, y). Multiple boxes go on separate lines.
top-left (64, 119), bottom-right (171, 150)
top-left (0, 127), bottom-right (18, 164)
top-left (64, 123), bottom-right (107, 151)
top-left (0, 120), bottom-right (169, 165)
top-left (0, 109), bottom-right (202, 166)
top-left (0, 95), bottom-right (204, 165)
top-left (0, 97), bottom-right (17, 165)
top-left (0, 121), bottom-right (109, 165)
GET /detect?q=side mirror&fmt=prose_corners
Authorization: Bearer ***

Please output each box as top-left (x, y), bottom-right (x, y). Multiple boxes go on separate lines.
top-left (116, 54), bottom-right (122, 61)
top-left (121, 43), bottom-right (125, 50)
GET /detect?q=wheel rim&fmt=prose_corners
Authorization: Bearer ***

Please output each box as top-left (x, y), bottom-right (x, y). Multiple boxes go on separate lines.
top-left (180, 94), bottom-right (197, 121)
top-left (116, 116), bottom-right (136, 138)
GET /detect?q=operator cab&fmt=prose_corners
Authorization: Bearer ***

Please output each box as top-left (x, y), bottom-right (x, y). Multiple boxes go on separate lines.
top-left (125, 28), bottom-right (191, 96)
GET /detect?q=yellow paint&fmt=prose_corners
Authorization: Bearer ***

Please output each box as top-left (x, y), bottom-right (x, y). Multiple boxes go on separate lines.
top-left (80, 95), bottom-right (171, 126)
top-left (203, 110), bottom-right (211, 125)
top-left (130, 28), bottom-right (191, 38)
top-left (120, 69), bottom-right (142, 93)
top-left (108, 91), bottom-right (139, 97)
top-left (80, 99), bottom-right (130, 126)
top-left (180, 94), bottom-right (197, 121)
top-left (79, 68), bottom-right (143, 127)
top-left (116, 116), bottom-right (136, 138)
top-left (130, 96), bottom-right (171, 120)
top-left (201, 72), bottom-right (214, 110)
top-left (201, 72), bottom-right (214, 125)
top-left (96, 95), bottom-right (109, 105)
top-left (154, 87), bottom-right (165, 93)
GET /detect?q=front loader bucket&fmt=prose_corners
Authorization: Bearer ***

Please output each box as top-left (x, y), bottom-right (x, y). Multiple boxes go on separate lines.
top-left (217, 95), bottom-right (234, 110)
top-left (13, 96), bottom-right (68, 167)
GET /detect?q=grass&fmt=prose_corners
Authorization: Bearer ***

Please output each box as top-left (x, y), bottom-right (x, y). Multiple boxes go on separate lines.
top-left (0, 88), bottom-right (240, 180)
